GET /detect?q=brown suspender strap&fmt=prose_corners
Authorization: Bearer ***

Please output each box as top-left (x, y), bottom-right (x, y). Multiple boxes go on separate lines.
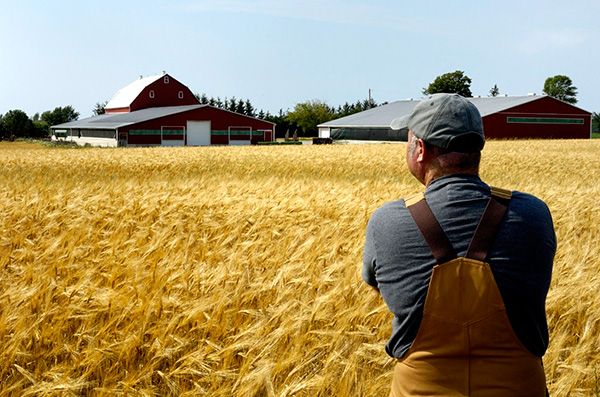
top-left (406, 187), bottom-right (512, 264)
top-left (465, 187), bottom-right (512, 262)
top-left (406, 195), bottom-right (457, 264)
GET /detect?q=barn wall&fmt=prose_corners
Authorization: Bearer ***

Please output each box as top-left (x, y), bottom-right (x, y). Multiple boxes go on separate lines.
top-left (483, 96), bottom-right (591, 139)
top-left (120, 106), bottom-right (275, 145)
top-left (129, 75), bottom-right (200, 112)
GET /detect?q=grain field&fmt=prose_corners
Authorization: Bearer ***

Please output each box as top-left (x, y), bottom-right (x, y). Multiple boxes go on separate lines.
top-left (0, 140), bottom-right (599, 396)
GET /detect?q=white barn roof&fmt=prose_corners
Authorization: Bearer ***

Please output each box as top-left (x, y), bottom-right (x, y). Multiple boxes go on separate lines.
top-left (105, 74), bottom-right (164, 109)
top-left (319, 95), bottom-right (545, 128)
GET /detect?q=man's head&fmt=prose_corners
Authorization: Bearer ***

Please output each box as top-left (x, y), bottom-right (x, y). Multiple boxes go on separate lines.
top-left (391, 94), bottom-right (484, 185)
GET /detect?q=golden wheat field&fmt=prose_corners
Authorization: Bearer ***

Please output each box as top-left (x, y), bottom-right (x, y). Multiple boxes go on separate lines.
top-left (0, 140), bottom-right (599, 396)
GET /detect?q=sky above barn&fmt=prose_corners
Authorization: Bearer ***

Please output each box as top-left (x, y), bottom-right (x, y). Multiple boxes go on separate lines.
top-left (1, 0), bottom-right (598, 118)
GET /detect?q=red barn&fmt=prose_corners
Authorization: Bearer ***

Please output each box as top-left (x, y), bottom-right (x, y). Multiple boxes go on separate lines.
top-left (51, 73), bottom-right (275, 147)
top-left (318, 95), bottom-right (591, 141)
top-left (477, 95), bottom-right (590, 139)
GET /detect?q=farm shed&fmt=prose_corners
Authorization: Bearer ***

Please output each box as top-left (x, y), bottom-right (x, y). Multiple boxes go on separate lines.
top-left (318, 95), bottom-right (592, 141)
top-left (51, 73), bottom-right (275, 147)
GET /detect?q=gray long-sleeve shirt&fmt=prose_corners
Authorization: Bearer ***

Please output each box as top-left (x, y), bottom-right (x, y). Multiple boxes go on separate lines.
top-left (363, 174), bottom-right (556, 358)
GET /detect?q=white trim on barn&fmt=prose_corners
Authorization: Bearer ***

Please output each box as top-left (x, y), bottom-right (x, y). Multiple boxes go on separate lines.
top-left (228, 126), bottom-right (252, 146)
top-left (161, 125), bottom-right (185, 147)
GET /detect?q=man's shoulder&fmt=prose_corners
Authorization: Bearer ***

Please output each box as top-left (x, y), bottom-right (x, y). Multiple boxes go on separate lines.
top-left (369, 198), bottom-right (412, 227)
top-left (503, 190), bottom-right (555, 238)
top-left (509, 190), bottom-right (552, 216)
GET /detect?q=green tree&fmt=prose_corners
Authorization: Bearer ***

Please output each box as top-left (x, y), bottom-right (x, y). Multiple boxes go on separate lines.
top-left (265, 109), bottom-right (293, 138)
top-left (227, 97), bottom-right (237, 112)
top-left (362, 98), bottom-right (376, 110)
top-left (235, 98), bottom-right (245, 115)
top-left (31, 120), bottom-right (50, 138)
top-left (592, 112), bottom-right (600, 133)
top-left (93, 101), bottom-right (107, 115)
top-left (41, 106), bottom-right (79, 126)
top-left (489, 84), bottom-right (500, 97)
top-left (543, 75), bottom-right (578, 104)
top-left (423, 70), bottom-right (472, 97)
top-left (0, 114), bottom-right (5, 139)
top-left (286, 100), bottom-right (334, 136)
top-left (244, 99), bottom-right (255, 117)
top-left (2, 109), bottom-right (33, 138)
top-left (194, 93), bottom-right (209, 104)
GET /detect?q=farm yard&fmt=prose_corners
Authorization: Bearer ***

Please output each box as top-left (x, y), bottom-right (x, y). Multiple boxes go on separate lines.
top-left (1, 140), bottom-right (599, 396)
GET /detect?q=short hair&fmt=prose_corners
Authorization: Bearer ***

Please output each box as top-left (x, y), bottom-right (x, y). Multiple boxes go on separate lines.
top-left (425, 141), bottom-right (481, 172)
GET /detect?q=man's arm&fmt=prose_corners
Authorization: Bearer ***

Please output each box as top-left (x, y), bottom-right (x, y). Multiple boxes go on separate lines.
top-left (362, 216), bottom-right (380, 293)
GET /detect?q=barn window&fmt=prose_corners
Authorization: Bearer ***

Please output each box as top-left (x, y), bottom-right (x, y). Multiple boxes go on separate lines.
top-left (507, 116), bottom-right (584, 124)
top-left (164, 75), bottom-right (169, 84)
top-left (149, 90), bottom-right (155, 99)
top-left (178, 91), bottom-right (184, 99)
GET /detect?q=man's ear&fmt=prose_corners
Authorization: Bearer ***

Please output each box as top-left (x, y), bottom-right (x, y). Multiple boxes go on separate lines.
top-left (416, 139), bottom-right (427, 162)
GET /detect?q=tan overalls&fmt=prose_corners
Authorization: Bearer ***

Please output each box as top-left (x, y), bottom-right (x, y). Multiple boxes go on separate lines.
top-left (390, 188), bottom-right (547, 397)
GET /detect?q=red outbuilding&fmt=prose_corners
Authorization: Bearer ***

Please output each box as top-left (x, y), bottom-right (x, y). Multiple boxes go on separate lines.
top-left (478, 95), bottom-right (590, 139)
top-left (51, 73), bottom-right (275, 147)
top-left (318, 95), bottom-right (592, 141)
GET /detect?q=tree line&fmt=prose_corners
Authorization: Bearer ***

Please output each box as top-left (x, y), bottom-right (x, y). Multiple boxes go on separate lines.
top-left (2, 73), bottom-right (597, 140)
top-left (192, 93), bottom-right (380, 137)
top-left (0, 106), bottom-right (79, 141)
top-left (422, 70), bottom-right (579, 104)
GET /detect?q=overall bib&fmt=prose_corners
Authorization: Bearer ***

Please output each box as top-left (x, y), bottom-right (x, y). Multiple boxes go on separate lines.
top-left (390, 187), bottom-right (547, 397)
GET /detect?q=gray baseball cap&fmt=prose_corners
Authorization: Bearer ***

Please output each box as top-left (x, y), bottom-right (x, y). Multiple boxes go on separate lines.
top-left (390, 93), bottom-right (485, 152)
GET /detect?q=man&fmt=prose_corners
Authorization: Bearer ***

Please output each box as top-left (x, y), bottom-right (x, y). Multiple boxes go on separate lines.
top-left (362, 94), bottom-right (555, 396)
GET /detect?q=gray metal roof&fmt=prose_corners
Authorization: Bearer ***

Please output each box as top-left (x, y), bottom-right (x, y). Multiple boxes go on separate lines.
top-left (466, 95), bottom-right (542, 116)
top-left (319, 95), bottom-right (546, 128)
top-left (51, 105), bottom-right (207, 130)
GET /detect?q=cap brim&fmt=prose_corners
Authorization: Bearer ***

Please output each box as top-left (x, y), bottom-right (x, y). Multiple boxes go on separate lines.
top-left (390, 115), bottom-right (409, 131)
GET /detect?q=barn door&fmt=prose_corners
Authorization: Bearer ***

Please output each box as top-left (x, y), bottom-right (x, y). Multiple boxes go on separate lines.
top-left (187, 121), bottom-right (211, 146)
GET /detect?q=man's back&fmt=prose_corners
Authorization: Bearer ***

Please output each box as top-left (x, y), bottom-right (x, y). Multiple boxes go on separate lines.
top-left (362, 174), bottom-right (556, 359)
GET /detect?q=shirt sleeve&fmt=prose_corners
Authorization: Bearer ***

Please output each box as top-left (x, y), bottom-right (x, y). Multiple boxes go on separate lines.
top-left (362, 215), bottom-right (378, 287)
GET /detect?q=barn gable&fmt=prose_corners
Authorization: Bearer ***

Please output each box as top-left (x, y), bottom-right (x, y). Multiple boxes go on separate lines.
top-left (105, 73), bottom-right (199, 113)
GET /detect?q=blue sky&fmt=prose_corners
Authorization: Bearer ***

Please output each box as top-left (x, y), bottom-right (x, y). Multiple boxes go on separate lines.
top-left (1, 1), bottom-right (598, 118)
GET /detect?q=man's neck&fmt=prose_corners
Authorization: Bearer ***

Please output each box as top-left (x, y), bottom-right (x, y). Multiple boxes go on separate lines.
top-left (423, 169), bottom-right (479, 186)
